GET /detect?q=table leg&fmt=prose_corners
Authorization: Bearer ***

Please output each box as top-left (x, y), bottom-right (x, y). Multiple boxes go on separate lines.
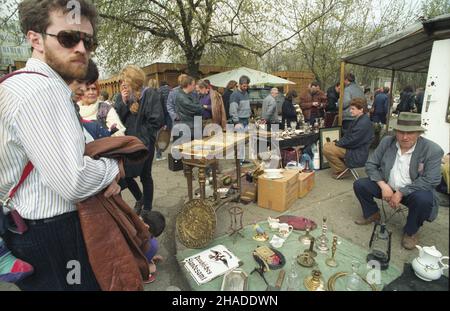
top-left (235, 154), bottom-right (242, 196)
top-left (212, 162), bottom-right (218, 201)
top-left (184, 164), bottom-right (193, 200)
top-left (198, 167), bottom-right (206, 200)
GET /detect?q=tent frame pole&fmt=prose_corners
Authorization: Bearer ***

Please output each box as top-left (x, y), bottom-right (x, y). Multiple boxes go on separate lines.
top-left (385, 69), bottom-right (396, 132)
top-left (338, 62), bottom-right (346, 126)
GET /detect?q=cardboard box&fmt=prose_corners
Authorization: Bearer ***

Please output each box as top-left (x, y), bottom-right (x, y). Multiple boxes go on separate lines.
top-left (298, 171), bottom-right (315, 198)
top-left (257, 170), bottom-right (299, 212)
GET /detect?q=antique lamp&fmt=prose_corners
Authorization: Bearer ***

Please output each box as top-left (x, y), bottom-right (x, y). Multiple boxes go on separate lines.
top-left (366, 222), bottom-right (392, 270)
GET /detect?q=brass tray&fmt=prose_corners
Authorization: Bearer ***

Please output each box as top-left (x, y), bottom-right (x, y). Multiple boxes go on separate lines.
top-left (176, 199), bottom-right (217, 249)
top-left (220, 269), bottom-right (248, 291)
top-left (327, 272), bottom-right (378, 291)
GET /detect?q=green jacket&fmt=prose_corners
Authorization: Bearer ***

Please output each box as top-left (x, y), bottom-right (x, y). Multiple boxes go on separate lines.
top-left (175, 90), bottom-right (203, 130)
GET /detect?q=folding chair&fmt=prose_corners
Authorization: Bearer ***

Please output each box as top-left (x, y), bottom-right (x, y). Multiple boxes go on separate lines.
top-left (335, 167), bottom-right (360, 180)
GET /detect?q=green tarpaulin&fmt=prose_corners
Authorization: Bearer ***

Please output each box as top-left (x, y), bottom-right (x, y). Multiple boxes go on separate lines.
top-left (177, 222), bottom-right (402, 291)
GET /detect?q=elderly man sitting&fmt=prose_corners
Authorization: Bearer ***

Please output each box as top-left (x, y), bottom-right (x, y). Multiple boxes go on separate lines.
top-left (323, 97), bottom-right (374, 177)
top-left (353, 112), bottom-right (444, 250)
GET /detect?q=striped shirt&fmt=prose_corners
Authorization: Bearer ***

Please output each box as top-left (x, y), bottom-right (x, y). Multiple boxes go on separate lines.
top-left (0, 58), bottom-right (119, 220)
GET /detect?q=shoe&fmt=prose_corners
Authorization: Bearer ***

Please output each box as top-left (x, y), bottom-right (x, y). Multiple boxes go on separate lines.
top-left (402, 233), bottom-right (419, 250)
top-left (354, 211), bottom-right (381, 225)
top-left (144, 273), bottom-right (156, 284)
top-left (155, 157), bottom-right (166, 162)
top-left (133, 199), bottom-right (144, 215)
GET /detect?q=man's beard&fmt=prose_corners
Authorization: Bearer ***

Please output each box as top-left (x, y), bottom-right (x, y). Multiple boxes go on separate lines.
top-left (44, 44), bottom-right (88, 81)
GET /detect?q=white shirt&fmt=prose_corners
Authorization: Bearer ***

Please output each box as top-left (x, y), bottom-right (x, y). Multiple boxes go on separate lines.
top-left (388, 142), bottom-right (416, 191)
top-left (0, 58), bottom-right (119, 219)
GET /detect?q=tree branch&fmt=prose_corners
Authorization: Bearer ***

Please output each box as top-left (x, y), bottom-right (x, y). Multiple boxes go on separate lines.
top-left (260, 1), bottom-right (336, 57)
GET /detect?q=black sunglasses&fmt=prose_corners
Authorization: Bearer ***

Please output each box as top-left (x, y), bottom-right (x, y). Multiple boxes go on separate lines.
top-left (43, 30), bottom-right (98, 52)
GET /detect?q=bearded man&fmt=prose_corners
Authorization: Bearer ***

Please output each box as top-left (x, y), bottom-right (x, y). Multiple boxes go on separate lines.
top-left (0, 0), bottom-right (120, 290)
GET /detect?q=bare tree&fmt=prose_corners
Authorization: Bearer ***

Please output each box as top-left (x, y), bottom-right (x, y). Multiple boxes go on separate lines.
top-left (93, 0), bottom-right (335, 77)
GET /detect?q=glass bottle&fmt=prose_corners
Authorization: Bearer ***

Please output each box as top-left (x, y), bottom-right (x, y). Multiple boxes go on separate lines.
top-left (286, 259), bottom-right (300, 291)
top-left (345, 260), bottom-right (363, 291)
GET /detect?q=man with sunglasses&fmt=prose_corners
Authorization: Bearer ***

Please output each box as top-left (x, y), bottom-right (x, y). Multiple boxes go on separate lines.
top-left (0, 1), bottom-right (120, 290)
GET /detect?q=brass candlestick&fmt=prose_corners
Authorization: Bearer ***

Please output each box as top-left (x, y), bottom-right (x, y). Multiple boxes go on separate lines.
top-left (304, 237), bottom-right (317, 257)
top-left (325, 236), bottom-right (339, 267)
top-left (299, 226), bottom-right (313, 246)
top-left (297, 252), bottom-right (316, 268)
top-left (304, 270), bottom-right (325, 291)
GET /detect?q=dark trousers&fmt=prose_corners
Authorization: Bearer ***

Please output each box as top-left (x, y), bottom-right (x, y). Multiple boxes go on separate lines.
top-left (122, 143), bottom-right (155, 211)
top-left (353, 178), bottom-right (433, 235)
top-left (3, 211), bottom-right (100, 291)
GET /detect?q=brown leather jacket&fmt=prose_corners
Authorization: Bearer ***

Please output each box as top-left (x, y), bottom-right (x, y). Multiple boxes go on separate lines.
top-left (299, 90), bottom-right (327, 120)
top-left (210, 89), bottom-right (227, 129)
top-left (77, 136), bottom-right (150, 291)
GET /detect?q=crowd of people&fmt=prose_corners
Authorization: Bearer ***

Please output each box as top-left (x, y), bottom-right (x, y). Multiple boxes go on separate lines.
top-left (0, 0), bottom-right (447, 291)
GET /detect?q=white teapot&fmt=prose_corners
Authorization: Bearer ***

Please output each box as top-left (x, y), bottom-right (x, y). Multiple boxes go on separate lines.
top-left (411, 245), bottom-right (449, 281)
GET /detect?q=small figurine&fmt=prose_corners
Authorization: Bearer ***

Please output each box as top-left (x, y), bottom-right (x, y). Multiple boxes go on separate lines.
top-left (253, 222), bottom-right (269, 242)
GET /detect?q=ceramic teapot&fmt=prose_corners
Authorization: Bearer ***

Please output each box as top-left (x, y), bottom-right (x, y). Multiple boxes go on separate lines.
top-left (411, 245), bottom-right (449, 281)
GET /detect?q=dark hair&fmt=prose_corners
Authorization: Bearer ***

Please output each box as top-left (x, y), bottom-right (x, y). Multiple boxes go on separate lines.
top-left (203, 79), bottom-right (211, 86)
top-left (344, 73), bottom-right (355, 82)
top-left (286, 90), bottom-right (298, 101)
top-left (403, 86), bottom-right (414, 93)
top-left (364, 88), bottom-right (371, 94)
top-left (335, 82), bottom-right (340, 88)
top-left (349, 97), bottom-right (368, 113)
top-left (100, 90), bottom-right (109, 100)
top-left (383, 87), bottom-right (390, 94)
top-left (141, 210), bottom-right (166, 237)
top-left (226, 80), bottom-right (237, 90)
top-left (84, 59), bottom-right (98, 84)
top-left (160, 81), bottom-right (168, 87)
top-left (19, 0), bottom-right (98, 36)
top-left (239, 75), bottom-right (250, 85)
top-left (310, 81), bottom-right (320, 87)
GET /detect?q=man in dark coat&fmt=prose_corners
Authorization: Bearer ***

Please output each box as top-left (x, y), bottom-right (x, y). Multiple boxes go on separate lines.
top-left (372, 87), bottom-right (389, 124)
top-left (324, 82), bottom-right (340, 127)
top-left (323, 98), bottom-right (374, 177)
top-left (395, 86), bottom-right (415, 114)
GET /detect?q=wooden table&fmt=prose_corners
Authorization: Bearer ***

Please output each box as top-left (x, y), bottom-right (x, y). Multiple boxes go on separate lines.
top-left (174, 133), bottom-right (248, 206)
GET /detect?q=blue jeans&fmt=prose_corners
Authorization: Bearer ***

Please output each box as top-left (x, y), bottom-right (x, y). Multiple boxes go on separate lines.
top-left (237, 118), bottom-right (249, 162)
top-left (353, 178), bottom-right (433, 235)
top-left (238, 118), bottom-right (249, 127)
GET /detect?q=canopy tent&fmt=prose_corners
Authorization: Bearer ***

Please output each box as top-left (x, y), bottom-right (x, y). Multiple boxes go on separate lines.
top-left (341, 14), bottom-right (450, 73)
top-left (203, 66), bottom-right (295, 88)
top-left (337, 13), bottom-right (450, 129)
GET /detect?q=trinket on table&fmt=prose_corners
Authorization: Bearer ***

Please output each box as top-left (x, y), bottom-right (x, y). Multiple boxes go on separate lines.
top-left (304, 270), bottom-right (325, 291)
top-left (316, 216), bottom-right (329, 253)
top-left (325, 236), bottom-right (339, 267)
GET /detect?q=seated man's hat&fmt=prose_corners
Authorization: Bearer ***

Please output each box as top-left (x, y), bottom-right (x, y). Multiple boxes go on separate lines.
top-left (391, 112), bottom-right (426, 132)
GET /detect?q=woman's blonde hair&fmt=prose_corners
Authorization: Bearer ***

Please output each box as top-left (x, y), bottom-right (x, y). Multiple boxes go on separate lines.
top-left (119, 65), bottom-right (146, 99)
top-left (147, 78), bottom-right (158, 89)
